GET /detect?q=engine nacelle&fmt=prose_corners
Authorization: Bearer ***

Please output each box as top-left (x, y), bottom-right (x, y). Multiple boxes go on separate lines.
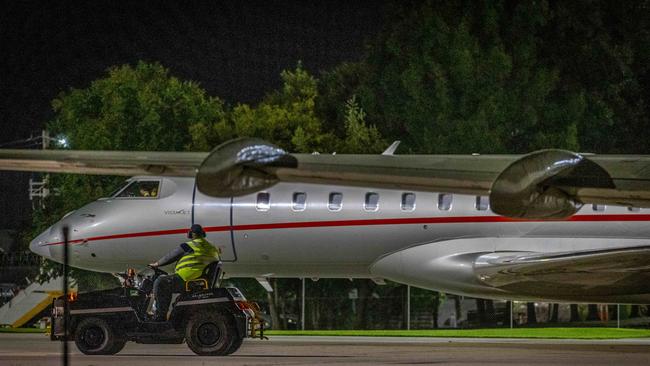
top-left (489, 150), bottom-right (614, 219)
top-left (196, 138), bottom-right (297, 197)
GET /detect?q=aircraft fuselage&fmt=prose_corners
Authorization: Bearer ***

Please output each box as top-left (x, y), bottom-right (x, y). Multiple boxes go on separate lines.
top-left (30, 176), bottom-right (650, 303)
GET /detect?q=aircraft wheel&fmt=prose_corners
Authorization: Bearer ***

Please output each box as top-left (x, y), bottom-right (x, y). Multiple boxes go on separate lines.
top-left (74, 317), bottom-right (126, 355)
top-left (185, 312), bottom-right (237, 356)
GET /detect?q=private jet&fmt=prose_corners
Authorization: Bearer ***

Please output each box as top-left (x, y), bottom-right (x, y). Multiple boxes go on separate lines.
top-left (1, 138), bottom-right (650, 303)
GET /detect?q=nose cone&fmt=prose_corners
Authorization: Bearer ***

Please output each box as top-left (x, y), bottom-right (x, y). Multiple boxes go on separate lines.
top-left (30, 229), bottom-right (53, 259)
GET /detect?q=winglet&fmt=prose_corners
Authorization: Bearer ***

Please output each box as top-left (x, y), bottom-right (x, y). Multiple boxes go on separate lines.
top-left (382, 141), bottom-right (401, 155)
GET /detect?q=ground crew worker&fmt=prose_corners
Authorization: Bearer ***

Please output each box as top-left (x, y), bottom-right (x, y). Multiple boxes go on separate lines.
top-left (148, 224), bottom-right (220, 321)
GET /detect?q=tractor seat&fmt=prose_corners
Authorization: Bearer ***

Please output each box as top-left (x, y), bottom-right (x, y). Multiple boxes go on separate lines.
top-left (185, 261), bottom-right (222, 292)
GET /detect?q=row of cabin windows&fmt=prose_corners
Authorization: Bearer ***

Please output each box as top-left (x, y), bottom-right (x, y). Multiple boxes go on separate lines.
top-left (109, 180), bottom-right (641, 212)
top-left (257, 193), bottom-right (643, 213)
top-left (255, 192), bottom-right (490, 212)
top-left (593, 204), bottom-right (640, 212)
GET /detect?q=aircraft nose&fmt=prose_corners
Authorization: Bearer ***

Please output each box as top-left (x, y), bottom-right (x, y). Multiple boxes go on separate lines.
top-left (29, 229), bottom-right (52, 259)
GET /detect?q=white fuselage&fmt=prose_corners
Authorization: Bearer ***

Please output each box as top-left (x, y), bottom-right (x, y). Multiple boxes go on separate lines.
top-left (30, 176), bottom-right (650, 303)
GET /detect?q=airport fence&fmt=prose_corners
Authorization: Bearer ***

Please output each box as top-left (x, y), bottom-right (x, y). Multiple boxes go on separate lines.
top-left (225, 278), bottom-right (650, 331)
top-left (2, 267), bottom-right (649, 330)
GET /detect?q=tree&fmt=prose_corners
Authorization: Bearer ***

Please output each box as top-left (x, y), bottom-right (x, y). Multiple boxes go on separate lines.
top-left (476, 299), bottom-right (487, 325)
top-left (539, 1), bottom-right (650, 153)
top-left (431, 292), bottom-right (444, 328)
top-left (190, 63), bottom-right (333, 153)
top-left (353, 279), bottom-right (376, 329)
top-left (504, 300), bottom-right (512, 326)
top-left (320, 1), bottom-right (648, 156)
top-left (339, 95), bottom-right (385, 154)
top-left (526, 302), bottom-right (537, 324)
top-left (586, 304), bottom-right (600, 321)
top-left (32, 61), bottom-right (226, 288)
top-left (549, 304), bottom-right (559, 323)
top-left (485, 300), bottom-right (496, 326)
top-left (190, 63), bottom-right (386, 157)
top-left (324, 1), bottom-right (582, 154)
top-left (570, 304), bottom-right (581, 322)
top-left (453, 295), bottom-right (463, 327)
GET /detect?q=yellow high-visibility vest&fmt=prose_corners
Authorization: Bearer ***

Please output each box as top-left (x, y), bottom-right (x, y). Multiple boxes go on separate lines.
top-left (175, 238), bottom-right (219, 281)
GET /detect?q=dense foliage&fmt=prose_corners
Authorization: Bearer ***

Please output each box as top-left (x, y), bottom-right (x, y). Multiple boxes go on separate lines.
top-left (319, 1), bottom-right (648, 154)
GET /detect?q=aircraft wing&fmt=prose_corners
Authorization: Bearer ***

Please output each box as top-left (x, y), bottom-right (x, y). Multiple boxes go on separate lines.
top-left (371, 237), bottom-right (650, 303)
top-left (2, 137), bottom-right (650, 219)
top-left (197, 138), bottom-right (650, 219)
top-left (0, 149), bottom-right (206, 177)
top-left (473, 246), bottom-right (650, 300)
top-left (475, 246), bottom-right (650, 287)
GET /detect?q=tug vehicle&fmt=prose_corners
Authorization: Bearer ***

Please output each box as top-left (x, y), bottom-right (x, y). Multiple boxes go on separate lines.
top-left (49, 262), bottom-right (265, 356)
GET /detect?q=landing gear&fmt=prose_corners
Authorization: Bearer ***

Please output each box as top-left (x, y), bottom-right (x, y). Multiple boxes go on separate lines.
top-left (74, 317), bottom-right (126, 355)
top-left (185, 312), bottom-right (239, 356)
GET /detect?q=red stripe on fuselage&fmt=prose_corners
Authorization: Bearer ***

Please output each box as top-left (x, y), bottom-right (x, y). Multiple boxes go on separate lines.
top-left (42, 214), bottom-right (650, 246)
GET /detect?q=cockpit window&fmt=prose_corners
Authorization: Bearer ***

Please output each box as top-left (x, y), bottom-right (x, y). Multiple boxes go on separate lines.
top-left (116, 180), bottom-right (160, 198)
top-left (107, 180), bottom-right (132, 197)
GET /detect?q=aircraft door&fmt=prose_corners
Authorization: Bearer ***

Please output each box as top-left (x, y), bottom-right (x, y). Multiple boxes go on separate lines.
top-left (192, 185), bottom-right (236, 261)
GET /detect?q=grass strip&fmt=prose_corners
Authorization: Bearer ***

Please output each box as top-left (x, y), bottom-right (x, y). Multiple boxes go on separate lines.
top-left (0, 327), bottom-right (46, 333)
top-left (265, 328), bottom-right (650, 339)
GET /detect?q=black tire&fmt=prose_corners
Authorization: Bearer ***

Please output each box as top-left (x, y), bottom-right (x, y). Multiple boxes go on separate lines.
top-left (74, 317), bottom-right (126, 355)
top-left (185, 312), bottom-right (237, 356)
top-left (225, 335), bottom-right (244, 355)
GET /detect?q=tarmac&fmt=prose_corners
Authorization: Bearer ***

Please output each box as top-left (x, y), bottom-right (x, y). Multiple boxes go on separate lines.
top-left (2, 333), bottom-right (650, 365)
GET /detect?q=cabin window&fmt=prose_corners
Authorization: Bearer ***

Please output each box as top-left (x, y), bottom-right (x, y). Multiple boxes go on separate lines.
top-left (364, 192), bottom-right (379, 211)
top-left (475, 196), bottom-right (489, 211)
top-left (401, 193), bottom-right (416, 211)
top-left (292, 192), bottom-right (307, 211)
top-left (328, 192), bottom-right (343, 211)
top-left (256, 192), bottom-right (270, 211)
top-left (438, 193), bottom-right (453, 211)
top-left (628, 206), bottom-right (641, 212)
top-left (592, 204), bottom-right (606, 212)
top-left (116, 180), bottom-right (160, 198)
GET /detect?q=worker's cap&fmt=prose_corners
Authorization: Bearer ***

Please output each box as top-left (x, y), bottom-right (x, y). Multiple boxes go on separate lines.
top-left (189, 224), bottom-right (206, 237)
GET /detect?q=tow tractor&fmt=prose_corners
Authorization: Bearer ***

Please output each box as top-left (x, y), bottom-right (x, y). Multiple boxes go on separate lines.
top-left (49, 262), bottom-right (266, 355)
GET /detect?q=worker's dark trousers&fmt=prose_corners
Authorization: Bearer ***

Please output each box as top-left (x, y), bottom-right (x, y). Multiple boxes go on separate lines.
top-left (152, 274), bottom-right (185, 319)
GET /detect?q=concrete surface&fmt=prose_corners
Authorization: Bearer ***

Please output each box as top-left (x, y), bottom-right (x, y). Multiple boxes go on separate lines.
top-left (1, 333), bottom-right (650, 365)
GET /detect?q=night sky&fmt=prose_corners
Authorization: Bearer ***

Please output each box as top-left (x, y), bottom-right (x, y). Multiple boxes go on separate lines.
top-left (0, 1), bottom-right (386, 230)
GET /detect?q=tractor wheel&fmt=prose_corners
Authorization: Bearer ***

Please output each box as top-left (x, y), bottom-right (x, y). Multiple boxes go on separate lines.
top-left (185, 312), bottom-right (237, 356)
top-left (225, 334), bottom-right (244, 355)
top-left (74, 317), bottom-right (126, 355)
